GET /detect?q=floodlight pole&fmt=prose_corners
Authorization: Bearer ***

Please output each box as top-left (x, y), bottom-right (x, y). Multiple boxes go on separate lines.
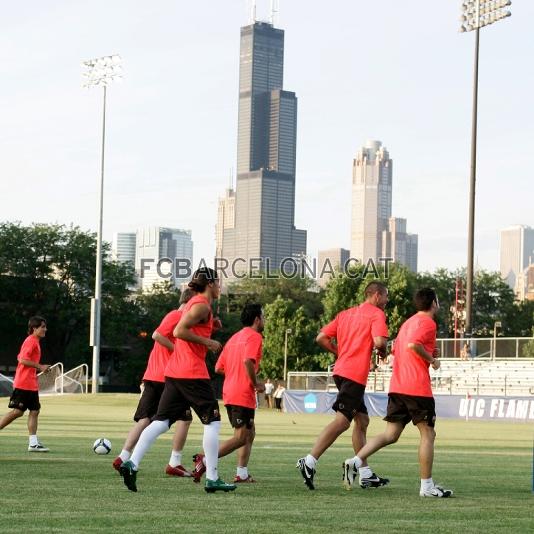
top-left (460, 0), bottom-right (511, 338)
top-left (83, 55), bottom-right (122, 394)
top-left (91, 84), bottom-right (106, 395)
top-left (465, 25), bottom-right (479, 339)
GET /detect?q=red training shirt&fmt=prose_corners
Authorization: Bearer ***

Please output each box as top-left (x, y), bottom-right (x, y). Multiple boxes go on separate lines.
top-left (215, 327), bottom-right (263, 409)
top-left (143, 310), bottom-right (182, 382)
top-left (165, 295), bottom-right (213, 379)
top-left (389, 313), bottom-right (436, 398)
top-left (321, 302), bottom-right (388, 386)
top-left (13, 335), bottom-right (41, 391)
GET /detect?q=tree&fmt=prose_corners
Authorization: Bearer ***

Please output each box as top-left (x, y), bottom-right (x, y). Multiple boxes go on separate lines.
top-left (261, 296), bottom-right (322, 378)
top-left (0, 222), bottom-right (137, 372)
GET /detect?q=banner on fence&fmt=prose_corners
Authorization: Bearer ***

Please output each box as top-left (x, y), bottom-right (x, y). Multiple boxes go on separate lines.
top-left (283, 391), bottom-right (534, 422)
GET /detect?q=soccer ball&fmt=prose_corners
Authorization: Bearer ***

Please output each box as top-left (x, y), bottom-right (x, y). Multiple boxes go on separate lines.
top-left (93, 438), bottom-right (112, 455)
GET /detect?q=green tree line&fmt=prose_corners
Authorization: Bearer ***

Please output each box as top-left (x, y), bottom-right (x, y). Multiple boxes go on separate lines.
top-left (0, 222), bottom-right (532, 385)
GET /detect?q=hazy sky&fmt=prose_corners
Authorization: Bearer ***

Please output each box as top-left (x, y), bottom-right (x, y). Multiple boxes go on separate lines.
top-left (1, 1), bottom-right (531, 273)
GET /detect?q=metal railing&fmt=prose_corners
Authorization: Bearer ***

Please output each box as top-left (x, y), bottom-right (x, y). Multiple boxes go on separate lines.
top-left (435, 337), bottom-right (533, 359)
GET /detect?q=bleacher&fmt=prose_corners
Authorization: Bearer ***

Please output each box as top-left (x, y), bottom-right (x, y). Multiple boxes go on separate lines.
top-left (289, 358), bottom-right (534, 397)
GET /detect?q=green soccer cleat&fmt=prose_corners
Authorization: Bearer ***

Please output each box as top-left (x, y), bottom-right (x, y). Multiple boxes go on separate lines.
top-left (119, 460), bottom-right (138, 492)
top-left (204, 478), bottom-right (237, 493)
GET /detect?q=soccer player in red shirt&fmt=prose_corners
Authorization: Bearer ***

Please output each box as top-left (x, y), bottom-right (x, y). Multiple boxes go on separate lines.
top-left (120, 268), bottom-right (236, 493)
top-left (297, 281), bottom-right (389, 490)
top-left (0, 316), bottom-right (51, 452)
top-left (192, 303), bottom-right (265, 484)
top-left (344, 288), bottom-right (453, 497)
top-left (112, 288), bottom-right (195, 476)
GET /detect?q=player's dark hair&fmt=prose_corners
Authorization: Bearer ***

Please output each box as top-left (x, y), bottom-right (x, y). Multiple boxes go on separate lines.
top-left (28, 316), bottom-right (46, 334)
top-left (241, 303), bottom-right (263, 327)
top-left (188, 267), bottom-right (218, 292)
top-left (179, 288), bottom-right (196, 305)
top-left (414, 288), bottom-right (438, 312)
top-left (364, 281), bottom-right (387, 298)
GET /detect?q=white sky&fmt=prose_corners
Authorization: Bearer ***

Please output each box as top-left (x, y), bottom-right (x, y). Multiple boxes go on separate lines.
top-left (0, 1), bottom-right (532, 273)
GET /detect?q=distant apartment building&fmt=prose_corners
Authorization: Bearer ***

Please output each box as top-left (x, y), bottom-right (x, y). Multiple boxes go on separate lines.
top-left (350, 140), bottom-right (418, 272)
top-left (112, 232), bottom-right (136, 266)
top-left (135, 227), bottom-right (193, 291)
top-left (215, 188), bottom-right (235, 259)
top-left (500, 225), bottom-right (534, 298)
top-left (317, 248), bottom-right (350, 287)
top-left (381, 217), bottom-right (418, 272)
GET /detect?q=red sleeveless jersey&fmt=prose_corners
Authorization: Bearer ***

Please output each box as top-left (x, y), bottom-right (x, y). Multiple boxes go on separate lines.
top-left (164, 295), bottom-right (213, 379)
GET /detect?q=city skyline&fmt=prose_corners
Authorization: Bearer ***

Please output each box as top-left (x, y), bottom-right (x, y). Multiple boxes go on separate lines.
top-left (0, 1), bottom-right (532, 274)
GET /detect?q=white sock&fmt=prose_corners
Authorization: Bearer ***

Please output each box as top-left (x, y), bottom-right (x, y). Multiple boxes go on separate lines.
top-left (169, 450), bottom-right (182, 468)
top-left (203, 421), bottom-right (221, 481)
top-left (305, 454), bottom-right (317, 469)
top-left (29, 435), bottom-right (38, 446)
top-left (119, 449), bottom-right (131, 462)
top-left (130, 420), bottom-right (169, 469)
top-left (348, 455), bottom-right (363, 469)
top-left (359, 466), bottom-right (373, 479)
top-left (421, 477), bottom-right (434, 491)
top-left (237, 466), bottom-right (248, 479)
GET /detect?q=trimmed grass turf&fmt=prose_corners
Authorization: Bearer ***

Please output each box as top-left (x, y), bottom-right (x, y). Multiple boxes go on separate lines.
top-left (0, 394), bottom-right (532, 533)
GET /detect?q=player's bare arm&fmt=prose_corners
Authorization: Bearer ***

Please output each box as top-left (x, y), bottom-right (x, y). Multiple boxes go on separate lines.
top-left (243, 358), bottom-right (264, 392)
top-left (152, 331), bottom-right (174, 351)
top-left (174, 304), bottom-right (222, 353)
top-left (20, 359), bottom-right (50, 373)
top-left (408, 342), bottom-right (440, 370)
top-left (316, 332), bottom-right (338, 356)
top-left (373, 335), bottom-right (388, 357)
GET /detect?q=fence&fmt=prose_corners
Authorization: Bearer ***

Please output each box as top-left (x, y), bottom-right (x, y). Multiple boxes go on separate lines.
top-left (287, 357), bottom-right (534, 397)
top-left (435, 337), bottom-right (533, 359)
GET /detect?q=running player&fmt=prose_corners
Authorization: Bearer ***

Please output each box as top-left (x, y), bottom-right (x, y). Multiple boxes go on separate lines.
top-left (112, 288), bottom-right (195, 477)
top-left (296, 281), bottom-right (390, 490)
top-left (192, 303), bottom-right (264, 484)
top-left (119, 268), bottom-right (236, 493)
top-left (343, 288), bottom-right (453, 497)
top-left (0, 316), bottom-right (51, 452)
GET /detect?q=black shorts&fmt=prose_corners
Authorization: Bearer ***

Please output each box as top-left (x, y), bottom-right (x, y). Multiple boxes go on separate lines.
top-left (332, 376), bottom-right (367, 422)
top-left (8, 388), bottom-right (40, 412)
top-left (133, 380), bottom-right (165, 421)
top-left (384, 393), bottom-right (436, 427)
top-left (225, 405), bottom-right (255, 429)
top-left (154, 378), bottom-right (220, 425)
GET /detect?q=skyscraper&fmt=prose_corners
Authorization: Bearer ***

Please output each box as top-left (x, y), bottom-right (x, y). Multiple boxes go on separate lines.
top-left (135, 226), bottom-right (193, 291)
top-left (351, 140), bottom-right (418, 272)
top-left (215, 187), bottom-right (235, 259)
top-left (350, 140), bottom-right (392, 263)
top-left (500, 225), bottom-right (534, 296)
top-left (221, 20), bottom-right (306, 277)
top-left (317, 248), bottom-right (350, 288)
top-left (112, 232), bottom-right (136, 266)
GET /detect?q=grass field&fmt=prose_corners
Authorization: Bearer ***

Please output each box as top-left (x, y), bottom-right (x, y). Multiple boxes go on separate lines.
top-left (0, 394), bottom-right (532, 533)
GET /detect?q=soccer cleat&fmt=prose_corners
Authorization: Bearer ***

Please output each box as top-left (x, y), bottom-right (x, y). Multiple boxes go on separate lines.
top-left (119, 460), bottom-right (138, 492)
top-left (233, 475), bottom-right (256, 483)
top-left (165, 464), bottom-right (193, 477)
top-left (420, 485), bottom-right (454, 498)
top-left (112, 457), bottom-right (123, 472)
top-left (296, 457), bottom-right (315, 490)
top-left (204, 478), bottom-right (237, 493)
top-left (359, 472), bottom-right (390, 489)
top-left (342, 460), bottom-right (358, 490)
top-left (192, 453), bottom-right (206, 483)
top-left (28, 443), bottom-right (49, 452)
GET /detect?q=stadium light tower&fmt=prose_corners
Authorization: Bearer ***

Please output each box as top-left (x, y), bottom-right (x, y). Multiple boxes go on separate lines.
top-left (459, 1), bottom-right (511, 338)
top-left (82, 54), bottom-right (122, 394)
top-left (283, 328), bottom-right (292, 383)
